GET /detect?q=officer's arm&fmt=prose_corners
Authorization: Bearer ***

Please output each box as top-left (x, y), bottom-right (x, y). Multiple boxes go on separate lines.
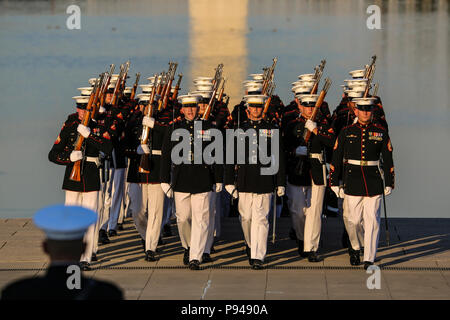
top-left (329, 130), bottom-right (345, 186)
top-left (381, 133), bottom-right (395, 188)
top-left (48, 124), bottom-right (71, 165)
top-left (315, 119), bottom-right (336, 148)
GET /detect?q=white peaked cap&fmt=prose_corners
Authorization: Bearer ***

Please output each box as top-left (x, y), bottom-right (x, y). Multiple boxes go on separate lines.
top-left (123, 87), bottom-right (132, 94)
top-left (292, 85), bottom-right (312, 94)
top-left (353, 97), bottom-right (377, 105)
top-left (72, 96), bottom-right (90, 104)
top-left (243, 94), bottom-right (267, 104)
top-left (77, 87), bottom-right (93, 96)
top-left (349, 69), bottom-right (366, 79)
top-left (178, 94), bottom-right (202, 105)
top-left (139, 84), bottom-right (154, 93)
top-left (298, 74), bottom-right (315, 81)
top-left (195, 84), bottom-right (214, 91)
top-left (345, 90), bottom-right (365, 98)
top-left (190, 90), bottom-right (212, 99)
top-left (299, 94), bottom-right (319, 103)
top-left (249, 73), bottom-right (264, 80)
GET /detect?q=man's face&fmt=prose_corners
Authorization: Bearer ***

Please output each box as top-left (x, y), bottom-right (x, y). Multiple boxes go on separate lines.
top-left (198, 103), bottom-right (208, 116)
top-left (181, 105), bottom-right (199, 121)
top-left (247, 106), bottom-right (263, 120)
top-left (105, 92), bottom-right (113, 104)
top-left (76, 108), bottom-right (86, 121)
top-left (300, 104), bottom-right (314, 118)
top-left (355, 108), bottom-right (372, 124)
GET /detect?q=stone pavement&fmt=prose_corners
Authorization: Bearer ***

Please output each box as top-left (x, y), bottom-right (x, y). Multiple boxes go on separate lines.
top-left (0, 217), bottom-right (449, 300)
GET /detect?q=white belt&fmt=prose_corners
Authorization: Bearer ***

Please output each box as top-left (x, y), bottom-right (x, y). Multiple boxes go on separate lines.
top-left (151, 150), bottom-right (162, 156)
top-left (347, 159), bottom-right (379, 166)
top-left (85, 156), bottom-right (100, 167)
top-left (309, 153), bottom-right (324, 162)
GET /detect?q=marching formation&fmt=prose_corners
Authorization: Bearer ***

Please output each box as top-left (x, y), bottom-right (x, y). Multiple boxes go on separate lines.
top-left (48, 56), bottom-right (394, 271)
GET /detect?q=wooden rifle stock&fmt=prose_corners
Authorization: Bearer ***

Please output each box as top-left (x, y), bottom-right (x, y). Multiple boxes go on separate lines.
top-left (262, 57), bottom-right (277, 95)
top-left (69, 74), bottom-right (104, 181)
top-left (130, 72), bottom-right (141, 100)
top-left (303, 78), bottom-right (332, 144)
top-left (92, 64), bottom-right (115, 119)
top-left (171, 73), bottom-right (183, 100)
top-left (111, 64), bottom-right (125, 107)
top-left (202, 77), bottom-right (221, 121)
top-left (161, 63), bottom-right (178, 111)
top-left (218, 77), bottom-right (226, 102)
top-left (262, 82), bottom-right (275, 120)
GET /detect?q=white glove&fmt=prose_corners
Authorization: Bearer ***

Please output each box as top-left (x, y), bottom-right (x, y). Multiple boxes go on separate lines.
top-left (142, 116), bottom-right (155, 128)
top-left (225, 185), bottom-right (238, 199)
top-left (305, 119), bottom-right (317, 132)
top-left (77, 124), bottom-right (91, 138)
top-left (70, 150), bottom-right (83, 162)
top-left (331, 186), bottom-right (345, 198)
top-left (215, 183), bottom-right (223, 193)
top-left (384, 186), bottom-right (392, 196)
top-left (161, 183), bottom-right (173, 198)
top-left (277, 186), bottom-right (285, 197)
top-left (99, 106), bottom-right (106, 114)
top-left (295, 146), bottom-right (308, 157)
top-left (137, 144), bottom-right (150, 155)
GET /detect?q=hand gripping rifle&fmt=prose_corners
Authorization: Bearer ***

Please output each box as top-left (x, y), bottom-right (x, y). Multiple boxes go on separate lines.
top-left (92, 64), bottom-right (115, 120)
top-left (363, 55), bottom-right (376, 98)
top-left (130, 72), bottom-right (141, 100)
top-left (310, 59), bottom-right (326, 94)
top-left (69, 73), bottom-right (106, 181)
top-left (262, 57), bottom-right (277, 95)
top-left (171, 73), bottom-right (183, 100)
top-left (294, 78), bottom-right (332, 175)
top-left (138, 73), bottom-right (163, 173)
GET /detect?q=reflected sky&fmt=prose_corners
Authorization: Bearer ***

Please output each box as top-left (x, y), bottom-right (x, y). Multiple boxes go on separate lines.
top-left (0, 0), bottom-right (449, 218)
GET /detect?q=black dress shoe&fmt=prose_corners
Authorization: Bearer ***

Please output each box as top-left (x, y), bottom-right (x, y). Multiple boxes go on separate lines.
top-left (183, 248), bottom-right (190, 266)
top-left (108, 229), bottom-right (117, 237)
top-left (248, 258), bottom-right (254, 266)
top-left (189, 260), bottom-right (201, 270)
top-left (163, 224), bottom-right (172, 237)
top-left (289, 227), bottom-right (297, 240)
top-left (308, 251), bottom-right (320, 263)
top-left (202, 253), bottom-right (213, 263)
top-left (210, 245), bottom-right (216, 254)
top-left (79, 261), bottom-right (90, 271)
top-left (91, 253), bottom-right (97, 262)
top-left (98, 229), bottom-right (110, 245)
top-left (117, 223), bottom-right (124, 231)
top-left (342, 230), bottom-right (349, 248)
top-left (363, 261), bottom-right (374, 270)
top-left (349, 249), bottom-right (361, 266)
top-left (145, 250), bottom-right (159, 262)
top-left (297, 240), bottom-right (308, 258)
top-left (251, 259), bottom-right (264, 270)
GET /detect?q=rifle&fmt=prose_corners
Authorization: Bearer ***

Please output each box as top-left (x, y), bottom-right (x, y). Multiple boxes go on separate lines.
top-left (262, 57), bottom-right (277, 95)
top-left (294, 78), bottom-right (332, 176)
top-left (138, 73), bottom-right (163, 173)
top-left (111, 64), bottom-right (125, 107)
top-left (130, 72), bottom-right (141, 100)
top-left (171, 73), bottom-right (183, 100)
top-left (92, 64), bottom-right (115, 120)
top-left (212, 63), bottom-right (224, 86)
top-left (201, 63), bottom-right (224, 120)
top-left (217, 77), bottom-right (226, 102)
top-left (363, 55), bottom-right (377, 98)
top-left (69, 73), bottom-right (105, 181)
top-left (159, 62), bottom-right (178, 112)
top-left (373, 82), bottom-right (379, 97)
top-left (303, 78), bottom-right (332, 143)
top-left (117, 61), bottom-right (130, 104)
top-left (262, 82), bottom-right (276, 120)
top-left (310, 59), bottom-right (326, 94)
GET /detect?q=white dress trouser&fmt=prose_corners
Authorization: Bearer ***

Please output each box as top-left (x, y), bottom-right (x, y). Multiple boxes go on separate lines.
top-left (286, 182), bottom-right (325, 252)
top-left (340, 197), bottom-right (364, 247)
top-left (65, 190), bottom-right (99, 263)
top-left (343, 194), bottom-right (382, 263)
top-left (101, 168), bottom-right (125, 231)
top-left (238, 192), bottom-right (272, 261)
top-left (175, 191), bottom-right (211, 262)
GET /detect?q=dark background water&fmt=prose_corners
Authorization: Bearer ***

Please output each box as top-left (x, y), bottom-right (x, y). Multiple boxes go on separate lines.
top-left (0, 0), bottom-right (449, 217)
